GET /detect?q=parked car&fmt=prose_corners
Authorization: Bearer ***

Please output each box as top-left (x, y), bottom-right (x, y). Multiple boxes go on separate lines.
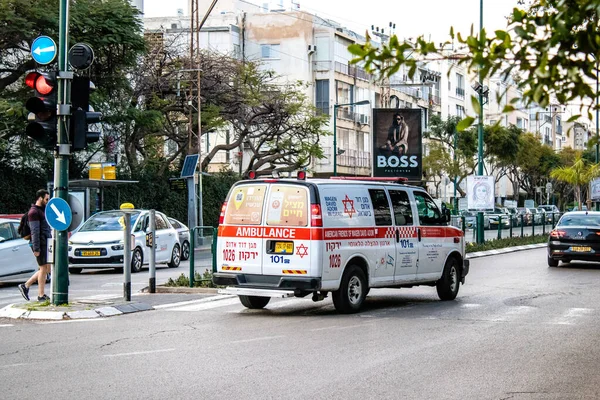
top-left (168, 218), bottom-right (190, 261)
top-left (0, 217), bottom-right (39, 282)
top-left (505, 206), bottom-right (521, 227)
top-left (516, 207), bottom-right (534, 225)
top-left (462, 211), bottom-right (490, 229)
top-left (485, 208), bottom-right (511, 229)
top-left (68, 210), bottom-right (181, 273)
top-left (529, 208), bottom-right (544, 225)
top-left (547, 211), bottom-right (600, 267)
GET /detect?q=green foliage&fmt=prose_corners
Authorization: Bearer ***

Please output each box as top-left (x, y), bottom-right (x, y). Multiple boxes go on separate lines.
top-left (165, 270), bottom-right (222, 288)
top-left (550, 156), bottom-right (600, 210)
top-left (351, 0), bottom-right (600, 122)
top-left (466, 234), bottom-right (549, 253)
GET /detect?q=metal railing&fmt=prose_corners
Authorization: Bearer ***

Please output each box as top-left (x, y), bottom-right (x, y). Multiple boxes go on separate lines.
top-left (452, 213), bottom-right (562, 243)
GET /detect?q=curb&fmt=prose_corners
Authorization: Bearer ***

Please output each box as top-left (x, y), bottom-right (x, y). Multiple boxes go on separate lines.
top-left (144, 286), bottom-right (220, 294)
top-left (0, 301), bottom-right (153, 321)
top-left (466, 243), bottom-right (547, 259)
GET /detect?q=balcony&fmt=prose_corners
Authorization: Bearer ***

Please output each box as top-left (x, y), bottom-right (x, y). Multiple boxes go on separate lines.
top-left (456, 87), bottom-right (465, 98)
top-left (334, 61), bottom-right (372, 81)
top-left (429, 94), bottom-right (441, 105)
top-left (338, 149), bottom-right (371, 168)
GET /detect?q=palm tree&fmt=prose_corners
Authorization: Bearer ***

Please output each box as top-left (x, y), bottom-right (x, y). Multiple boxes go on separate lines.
top-left (550, 156), bottom-right (600, 210)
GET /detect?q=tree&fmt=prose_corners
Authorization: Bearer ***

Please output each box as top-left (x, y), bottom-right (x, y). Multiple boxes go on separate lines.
top-left (349, 0), bottom-right (600, 123)
top-left (550, 156), bottom-right (600, 210)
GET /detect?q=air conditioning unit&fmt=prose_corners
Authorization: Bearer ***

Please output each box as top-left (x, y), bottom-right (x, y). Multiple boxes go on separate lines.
top-left (360, 114), bottom-right (369, 124)
top-left (307, 44), bottom-right (317, 54)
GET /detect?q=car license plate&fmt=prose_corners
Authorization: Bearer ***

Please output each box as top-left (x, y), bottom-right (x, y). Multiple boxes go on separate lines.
top-left (274, 242), bottom-right (293, 254)
top-left (571, 246), bottom-right (591, 252)
top-left (81, 250), bottom-right (101, 257)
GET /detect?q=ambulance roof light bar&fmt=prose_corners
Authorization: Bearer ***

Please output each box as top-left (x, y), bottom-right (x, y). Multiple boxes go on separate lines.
top-left (330, 176), bottom-right (408, 183)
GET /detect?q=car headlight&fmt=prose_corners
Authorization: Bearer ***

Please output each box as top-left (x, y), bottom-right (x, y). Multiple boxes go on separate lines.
top-left (111, 241), bottom-right (124, 251)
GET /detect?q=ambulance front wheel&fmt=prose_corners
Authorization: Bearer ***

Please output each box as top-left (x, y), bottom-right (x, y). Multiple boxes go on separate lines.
top-left (332, 264), bottom-right (367, 314)
top-left (239, 295), bottom-right (270, 309)
top-left (436, 257), bottom-right (460, 301)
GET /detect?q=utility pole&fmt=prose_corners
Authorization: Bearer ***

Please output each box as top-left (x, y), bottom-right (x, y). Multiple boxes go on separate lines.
top-left (476, 0), bottom-right (485, 244)
top-left (53, 0), bottom-right (72, 305)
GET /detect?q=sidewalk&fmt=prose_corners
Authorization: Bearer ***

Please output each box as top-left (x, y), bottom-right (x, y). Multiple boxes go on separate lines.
top-left (0, 243), bottom-right (547, 321)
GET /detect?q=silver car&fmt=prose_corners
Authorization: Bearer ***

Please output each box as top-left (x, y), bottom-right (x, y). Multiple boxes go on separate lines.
top-left (168, 218), bottom-right (190, 261)
top-left (0, 217), bottom-right (45, 282)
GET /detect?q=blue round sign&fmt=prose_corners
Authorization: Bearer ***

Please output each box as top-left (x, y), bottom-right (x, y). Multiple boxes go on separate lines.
top-left (46, 197), bottom-right (72, 232)
top-left (31, 36), bottom-right (57, 65)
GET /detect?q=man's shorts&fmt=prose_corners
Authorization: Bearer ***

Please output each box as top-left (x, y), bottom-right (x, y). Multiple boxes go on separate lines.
top-left (32, 241), bottom-right (48, 266)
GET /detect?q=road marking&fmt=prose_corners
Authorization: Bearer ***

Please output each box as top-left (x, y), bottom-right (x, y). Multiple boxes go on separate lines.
top-left (551, 307), bottom-right (594, 325)
top-left (229, 335), bottom-right (285, 344)
top-left (460, 303), bottom-right (482, 308)
top-left (155, 295), bottom-right (236, 310)
top-left (0, 324), bottom-right (14, 327)
top-left (166, 297), bottom-right (241, 311)
top-left (104, 348), bottom-right (176, 358)
top-left (0, 363), bottom-right (33, 369)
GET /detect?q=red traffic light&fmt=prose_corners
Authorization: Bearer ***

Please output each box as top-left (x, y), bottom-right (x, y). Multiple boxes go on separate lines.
top-left (24, 72), bottom-right (54, 95)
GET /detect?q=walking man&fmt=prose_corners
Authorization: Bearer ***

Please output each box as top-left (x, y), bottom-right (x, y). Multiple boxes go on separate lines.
top-left (18, 189), bottom-right (52, 302)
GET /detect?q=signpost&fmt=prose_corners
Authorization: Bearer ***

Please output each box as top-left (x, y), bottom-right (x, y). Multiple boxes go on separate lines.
top-left (31, 36), bottom-right (57, 65)
top-left (45, 197), bottom-right (73, 231)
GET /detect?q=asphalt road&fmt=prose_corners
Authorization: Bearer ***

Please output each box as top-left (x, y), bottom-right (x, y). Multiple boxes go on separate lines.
top-left (2, 248), bottom-right (600, 399)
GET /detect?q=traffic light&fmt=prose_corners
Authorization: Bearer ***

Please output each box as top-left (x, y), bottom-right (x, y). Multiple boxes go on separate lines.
top-left (70, 76), bottom-right (102, 151)
top-left (24, 72), bottom-right (57, 149)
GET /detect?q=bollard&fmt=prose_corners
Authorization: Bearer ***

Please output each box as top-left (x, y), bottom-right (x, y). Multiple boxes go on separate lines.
top-left (189, 227), bottom-right (196, 288)
top-left (542, 213), bottom-right (546, 235)
top-left (532, 214), bottom-right (536, 236)
top-left (520, 215), bottom-right (524, 237)
top-left (509, 216), bottom-right (513, 238)
top-left (149, 210), bottom-right (156, 293)
top-left (497, 216), bottom-right (502, 240)
top-left (123, 212), bottom-right (132, 302)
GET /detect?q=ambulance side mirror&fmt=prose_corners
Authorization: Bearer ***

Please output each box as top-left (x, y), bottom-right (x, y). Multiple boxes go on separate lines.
top-left (441, 203), bottom-right (451, 223)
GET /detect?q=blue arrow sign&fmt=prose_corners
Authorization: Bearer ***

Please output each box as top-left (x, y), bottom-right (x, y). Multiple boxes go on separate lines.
top-left (46, 198), bottom-right (72, 232)
top-left (31, 36), bottom-right (57, 65)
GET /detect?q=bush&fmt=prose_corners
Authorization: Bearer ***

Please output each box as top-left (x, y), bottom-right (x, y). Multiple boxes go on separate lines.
top-left (165, 270), bottom-right (222, 288)
top-left (467, 234), bottom-right (548, 253)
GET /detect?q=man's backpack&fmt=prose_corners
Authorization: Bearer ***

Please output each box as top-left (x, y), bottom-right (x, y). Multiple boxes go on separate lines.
top-left (17, 211), bottom-right (31, 240)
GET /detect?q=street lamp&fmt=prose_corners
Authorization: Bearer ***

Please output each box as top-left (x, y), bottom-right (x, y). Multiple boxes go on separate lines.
top-left (475, 0), bottom-right (486, 244)
top-left (333, 99), bottom-right (371, 176)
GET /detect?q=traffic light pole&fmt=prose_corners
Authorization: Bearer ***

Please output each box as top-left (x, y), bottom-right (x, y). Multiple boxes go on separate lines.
top-left (52, 0), bottom-right (71, 305)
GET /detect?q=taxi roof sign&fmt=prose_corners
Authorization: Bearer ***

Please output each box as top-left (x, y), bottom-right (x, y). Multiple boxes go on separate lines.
top-left (120, 203), bottom-right (135, 210)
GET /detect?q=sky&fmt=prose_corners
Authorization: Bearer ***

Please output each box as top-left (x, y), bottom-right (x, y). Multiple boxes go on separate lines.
top-left (143, 0), bottom-right (521, 44)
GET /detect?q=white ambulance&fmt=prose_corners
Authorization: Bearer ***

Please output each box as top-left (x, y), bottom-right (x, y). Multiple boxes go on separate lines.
top-left (213, 174), bottom-right (469, 314)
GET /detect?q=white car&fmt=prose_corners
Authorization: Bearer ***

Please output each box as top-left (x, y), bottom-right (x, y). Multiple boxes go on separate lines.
top-left (68, 210), bottom-right (181, 273)
top-left (0, 217), bottom-right (39, 282)
top-left (168, 218), bottom-right (190, 261)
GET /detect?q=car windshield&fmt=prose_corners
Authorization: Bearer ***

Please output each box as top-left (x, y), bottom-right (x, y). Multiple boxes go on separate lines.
top-left (558, 215), bottom-right (600, 227)
top-left (79, 211), bottom-right (141, 232)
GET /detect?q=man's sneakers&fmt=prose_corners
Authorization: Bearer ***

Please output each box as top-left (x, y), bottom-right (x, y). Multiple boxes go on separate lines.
top-left (37, 294), bottom-right (50, 302)
top-left (18, 284), bottom-right (30, 301)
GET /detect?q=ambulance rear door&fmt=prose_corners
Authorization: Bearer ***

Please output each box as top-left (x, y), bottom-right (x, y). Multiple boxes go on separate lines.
top-left (261, 183), bottom-right (314, 277)
top-left (217, 183), bottom-right (268, 275)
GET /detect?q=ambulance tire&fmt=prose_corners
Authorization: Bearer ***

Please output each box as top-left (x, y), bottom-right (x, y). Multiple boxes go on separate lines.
top-left (332, 265), bottom-right (367, 314)
top-left (436, 257), bottom-right (460, 301)
top-left (239, 295), bottom-right (270, 309)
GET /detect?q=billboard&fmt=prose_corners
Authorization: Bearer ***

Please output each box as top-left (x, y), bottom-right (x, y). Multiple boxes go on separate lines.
top-left (372, 108), bottom-right (422, 180)
top-left (467, 175), bottom-right (495, 211)
top-left (591, 178), bottom-right (600, 200)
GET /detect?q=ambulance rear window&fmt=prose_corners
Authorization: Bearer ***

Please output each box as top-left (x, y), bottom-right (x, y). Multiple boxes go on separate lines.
top-left (266, 185), bottom-right (308, 227)
top-left (224, 184), bottom-right (267, 225)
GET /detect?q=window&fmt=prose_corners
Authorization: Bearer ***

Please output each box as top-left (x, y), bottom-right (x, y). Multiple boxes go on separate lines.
top-left (224, 185), bottom-right (267, 225)
top-left (266, 185), bottom-right (309, 227)
top-left (516, 117), bottom-right (523, 129)
top-left (0, 222), bottom-right (15, 241)
top-left (315, 80), bottom-right (329, 115)
top-left (155, 214), bottom-right (168, 230)
top-left (388, 190), bottom-right (413, 226)
top-left (456, 73), bottom-right (465, 97)
top-left (456, 105), bottom-right (465, 118)
top-left (368, 189), bottom-right (392, 226)
top-left (261, 44), bottom-right (280, 59)
top-left (169, 219), bottom-right (181, 229)
top-left (413, 191), bottom-right (444, 226)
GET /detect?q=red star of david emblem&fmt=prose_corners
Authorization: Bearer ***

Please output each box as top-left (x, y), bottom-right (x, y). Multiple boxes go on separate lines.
top-left (342, 195), bottom-right (356, 218)
top-left (296, 243), bottom-right (308, 258)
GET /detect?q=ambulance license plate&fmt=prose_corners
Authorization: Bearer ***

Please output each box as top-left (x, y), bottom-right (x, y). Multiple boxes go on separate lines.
top-left (571, 246), bottom-right (591, 252)
top-left (81, 250), bottom-right (101, 257)
top-left (274, 242), bottom-right (294, 254)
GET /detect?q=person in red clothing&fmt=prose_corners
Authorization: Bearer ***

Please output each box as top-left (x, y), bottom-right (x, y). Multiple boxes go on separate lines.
top-left (18, 189), bottom-right (52, 302)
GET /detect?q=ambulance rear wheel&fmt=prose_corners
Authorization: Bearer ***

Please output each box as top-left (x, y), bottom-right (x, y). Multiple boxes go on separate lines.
top-left (239, 295), bottom-right (270, 309)
top-left (332, 265), bottom-right (367, 314)
top-left (436, 257), bottom-right (460, 301)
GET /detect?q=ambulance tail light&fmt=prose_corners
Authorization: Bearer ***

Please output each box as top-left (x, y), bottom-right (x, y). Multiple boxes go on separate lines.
top-left (297, 170), bottom-right (307, 180)
top-left (219, 201), bottom-right (228, 224)
top-left (311, 204), bottom-right (323, 227)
